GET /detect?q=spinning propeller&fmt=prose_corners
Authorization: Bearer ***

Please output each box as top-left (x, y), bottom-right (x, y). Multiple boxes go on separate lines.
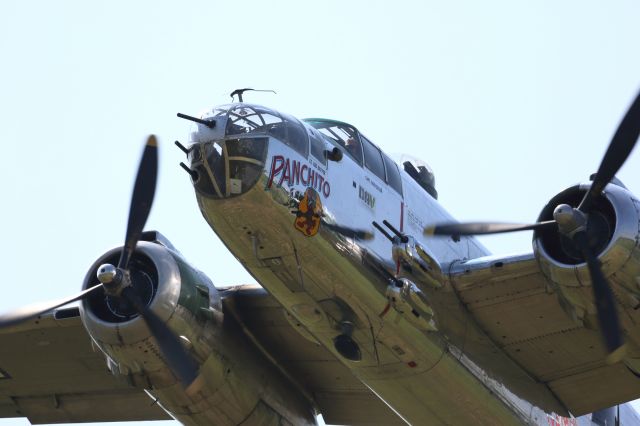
top-left (0, 135), bottom-right (199, 387)
top-left (424, 91), bottom-right (640, 358)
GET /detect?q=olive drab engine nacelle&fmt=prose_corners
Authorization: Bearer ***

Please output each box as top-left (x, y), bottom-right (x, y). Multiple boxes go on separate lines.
top-left (79, 232), bottom-right (315, 426)
top-left (533, 182), bottom-right (640, 340)
top-left (80, 234), bottom-right (218, 389)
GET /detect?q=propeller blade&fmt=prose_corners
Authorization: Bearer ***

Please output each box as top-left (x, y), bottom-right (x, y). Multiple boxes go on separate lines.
top-left (0, 284), bottom-right (103, 328)
top-left (579, 91), bottom-right (640, 211)
top-left (120, 286), bottom-right (199, 386)
top-left (572, 231), bottom-right (625, 356)
top-left (118, 135), bottom-right (159, 270)
top-left (322, 221), bottom-right (374, 241)
top-left (424, 221), bottom-right (556, 237)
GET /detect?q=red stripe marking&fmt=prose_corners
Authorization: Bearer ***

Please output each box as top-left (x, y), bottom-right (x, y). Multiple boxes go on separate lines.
top-left (379, 303), bottom-right (391, 318)
top-left (396, 201), bottom-right (405, 275)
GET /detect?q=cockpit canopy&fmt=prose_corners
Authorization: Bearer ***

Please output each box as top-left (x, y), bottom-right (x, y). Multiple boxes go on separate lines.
top-left (190, 104), bottom-right (435, 199)
top-left (303, 119), bottom-right (361, 164)
top-left (204, 103), bottom-right (309, 156)
top-left (304, 119), bottom-right (404, 197)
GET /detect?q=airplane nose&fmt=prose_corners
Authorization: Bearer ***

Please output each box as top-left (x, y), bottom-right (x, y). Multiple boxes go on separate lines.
top-left (187, 136), bottom-right (268, 199)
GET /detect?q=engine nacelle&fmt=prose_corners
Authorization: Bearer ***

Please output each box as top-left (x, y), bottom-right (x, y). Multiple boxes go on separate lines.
top-left (81, 236), bottom-right (219, 387)
top-left (79, 233), bottom-right (315, 425)
top-left (534, 183), bottom-right (640, 302)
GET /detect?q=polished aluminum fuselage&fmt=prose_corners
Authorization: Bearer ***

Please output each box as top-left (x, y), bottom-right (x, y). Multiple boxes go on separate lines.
top-left (188, 105), bottom-right (578, 425)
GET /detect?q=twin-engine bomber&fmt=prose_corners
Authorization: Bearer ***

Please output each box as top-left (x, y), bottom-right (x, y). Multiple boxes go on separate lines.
top-left (1, 89), bottom-right (640, 425)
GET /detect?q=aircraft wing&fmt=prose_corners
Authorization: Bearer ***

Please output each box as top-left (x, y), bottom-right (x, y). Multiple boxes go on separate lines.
top-left (220, 285), bottom-right (406, 426)
top-left (450, 252), bottom-right (640, 415)
top-left (0, 287), bottom-right (404, 425)
top-left (0, 307), bottom-right (171, 424)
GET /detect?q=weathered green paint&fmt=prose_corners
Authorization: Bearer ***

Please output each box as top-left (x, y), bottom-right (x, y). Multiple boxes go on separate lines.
top-left (171, 253), bottom-right (211, 320)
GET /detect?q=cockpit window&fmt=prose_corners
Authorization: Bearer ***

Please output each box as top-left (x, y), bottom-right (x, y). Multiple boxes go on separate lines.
top-left (382, 153), bottom-right (403, 195)
top-left (304, 119), bottom-right (363, 165)
top-left (215, 104), bottom-right (308, 157)
top-left (225, 105), bottom-right (282, 136)
top-left (361, 135), bottom-right (386, 182)
top-left (280, 114), bottom-right (309, 157)
top-left (308, 127), bottom-right (327, 165)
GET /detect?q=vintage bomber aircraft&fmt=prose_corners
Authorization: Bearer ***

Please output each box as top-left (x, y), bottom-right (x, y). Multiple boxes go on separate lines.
top-left (1, 89), bottom-right (640, 425)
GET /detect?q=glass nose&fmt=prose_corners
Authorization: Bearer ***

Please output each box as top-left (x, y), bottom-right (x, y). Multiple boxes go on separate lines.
top-left (188, 137), bottom-right (268, 199)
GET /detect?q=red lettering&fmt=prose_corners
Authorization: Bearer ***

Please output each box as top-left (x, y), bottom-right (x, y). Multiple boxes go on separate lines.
top-left (308, 169), bottom-right (315, 189)
top-left (292, 160), bottom-right (301, 185)
top-left (268, 156), bottom-right (330, 198)
top-left (279, 158), bottom-right (291, 186)
top-left (267, 155), bottom-right (284, 188)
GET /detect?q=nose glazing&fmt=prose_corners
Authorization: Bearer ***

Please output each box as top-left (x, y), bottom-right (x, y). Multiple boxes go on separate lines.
top-left (188, 137), bottom-right (268, 199)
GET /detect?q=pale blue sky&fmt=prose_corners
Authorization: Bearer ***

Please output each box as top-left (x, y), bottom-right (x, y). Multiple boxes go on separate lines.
top-left (1, 1), bottom-right (640, 424)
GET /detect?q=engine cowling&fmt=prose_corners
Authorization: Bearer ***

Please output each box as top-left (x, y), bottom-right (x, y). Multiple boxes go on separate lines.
top-left (534, 182), bottom-right (640, 303)
top-left (79, 233), bottom-right (316, 425)
top-left (81, 237), bottom-right (219, 388)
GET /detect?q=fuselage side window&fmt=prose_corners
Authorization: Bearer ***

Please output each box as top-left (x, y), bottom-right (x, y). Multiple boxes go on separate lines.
top-left (382, 154), bottom-right (403, 195)
top-left (277, 114), bottom-right (309, 157)
top-left (308, 127), bottom-right (327, 165)
top-left (361, 136), bottom-right (386, 182)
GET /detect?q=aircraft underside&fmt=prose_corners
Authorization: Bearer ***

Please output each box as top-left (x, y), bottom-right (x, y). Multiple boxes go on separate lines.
top-left (1, 93), bottom-right (640, 425)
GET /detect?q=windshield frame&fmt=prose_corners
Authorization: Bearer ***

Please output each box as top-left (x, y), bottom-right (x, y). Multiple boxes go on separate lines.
top-left (303, 118), bottom-right (363, 165)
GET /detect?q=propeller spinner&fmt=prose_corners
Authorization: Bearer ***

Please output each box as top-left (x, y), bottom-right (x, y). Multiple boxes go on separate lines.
top-left (424, 91), bottom-right (640, 358)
